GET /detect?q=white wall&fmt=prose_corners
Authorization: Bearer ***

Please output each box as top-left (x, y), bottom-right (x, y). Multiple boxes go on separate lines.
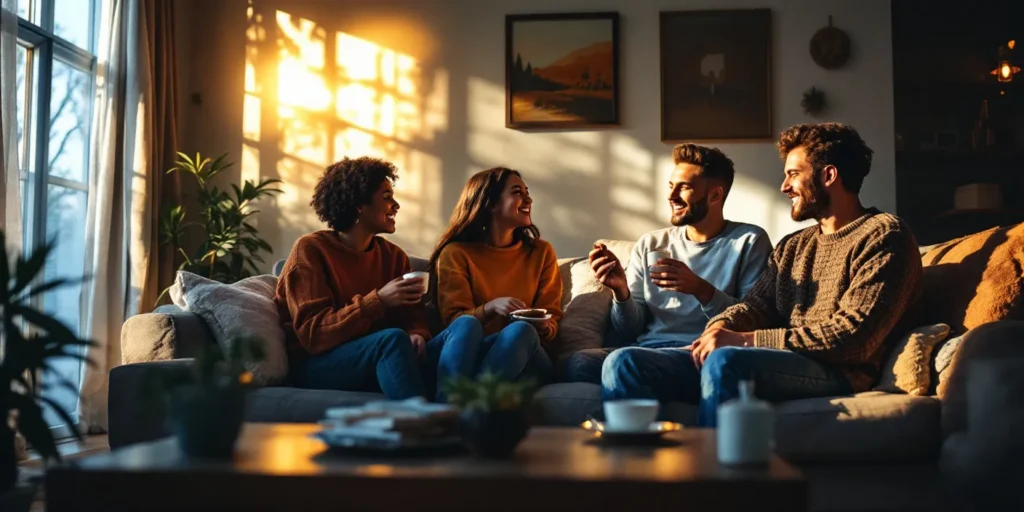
top-left (182, 0), bottom-right (894, 267)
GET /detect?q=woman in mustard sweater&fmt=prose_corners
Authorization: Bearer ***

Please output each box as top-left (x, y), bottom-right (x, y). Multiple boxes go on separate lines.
top-left (428, 167), bottom-right (563, 385)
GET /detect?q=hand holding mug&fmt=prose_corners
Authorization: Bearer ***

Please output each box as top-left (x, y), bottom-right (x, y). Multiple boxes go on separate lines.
top-left (649, 257), bottom-right (710, 299)
top-left (379, 276), bottom-right (426, 307)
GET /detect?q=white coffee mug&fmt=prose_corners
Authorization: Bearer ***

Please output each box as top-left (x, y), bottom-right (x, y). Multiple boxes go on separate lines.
top-left (603, 399), bottom-right (659, 432)
top-left (646, 250), bottom-right (670, 267)
top-left (403, 271), bottom-right (429, 294)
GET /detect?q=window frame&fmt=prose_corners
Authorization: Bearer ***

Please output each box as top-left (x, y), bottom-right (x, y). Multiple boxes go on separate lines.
top-left (16, 0), bottom-right (100, 437)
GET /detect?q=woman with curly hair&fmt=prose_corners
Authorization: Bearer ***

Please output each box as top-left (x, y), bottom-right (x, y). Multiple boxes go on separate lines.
top-left (274, 156), bottom-right (482, 400)
top-left (428, 167), bottom-right (562, 386)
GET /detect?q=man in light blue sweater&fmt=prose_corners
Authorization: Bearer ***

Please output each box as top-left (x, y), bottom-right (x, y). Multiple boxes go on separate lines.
top-left (561, 143), bottom-right (771, 384)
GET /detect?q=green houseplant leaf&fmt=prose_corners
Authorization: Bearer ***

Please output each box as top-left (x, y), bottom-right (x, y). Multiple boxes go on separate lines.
top-left (0, 232), bottom-right (96, 495)
top-left (157, 152), bottom-right (282, 304)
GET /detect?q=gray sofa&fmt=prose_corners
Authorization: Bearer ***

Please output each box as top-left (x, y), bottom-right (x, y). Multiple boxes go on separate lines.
top-left (111, 232), bottom-right (1024, 512)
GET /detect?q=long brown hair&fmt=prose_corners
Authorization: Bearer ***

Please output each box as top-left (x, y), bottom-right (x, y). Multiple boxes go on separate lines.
top-left (426, 167), bottom-right (540, 302)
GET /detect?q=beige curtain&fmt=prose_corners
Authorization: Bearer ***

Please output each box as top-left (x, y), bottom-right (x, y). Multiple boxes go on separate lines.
top-left (135, 0), bottom-right (181, 313)
top-left (0, 0), bottom-right (20, 253)
top-left (78, 0), bottom-right (180, 432)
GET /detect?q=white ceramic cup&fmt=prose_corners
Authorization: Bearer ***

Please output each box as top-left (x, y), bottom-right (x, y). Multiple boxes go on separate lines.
top-left (646, 250), bottom-right (670, 268)
top-left (603, 399), bottom-right (659, 432)
top-left (403, 271), bottom-right (429, 294)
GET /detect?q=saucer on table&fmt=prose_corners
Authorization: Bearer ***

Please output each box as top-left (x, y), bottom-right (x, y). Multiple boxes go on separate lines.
top-left (580, 419), bottom-right (682, 442)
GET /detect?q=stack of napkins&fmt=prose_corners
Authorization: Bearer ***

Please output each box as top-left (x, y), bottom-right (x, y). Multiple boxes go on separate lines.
top-left (318, 398), bottom-right (459, 448)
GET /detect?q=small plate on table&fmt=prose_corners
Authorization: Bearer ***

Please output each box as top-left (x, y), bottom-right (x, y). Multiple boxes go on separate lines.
top-left (581, 419), bottom-right (683, 445)
top-left (313, 427), bottom-right (465, 456)
top-left (509, 308), bottom-right (551, 323)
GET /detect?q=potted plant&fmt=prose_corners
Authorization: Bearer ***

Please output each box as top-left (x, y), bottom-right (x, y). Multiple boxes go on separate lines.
top-left (157, 152), bottom-right (282, 305)
top-left (443, 373), bottom-right (537, 458)
top-left (144, 337), bottom-right (264, 459)
top-left (0, 232), bottom-right (94, 509)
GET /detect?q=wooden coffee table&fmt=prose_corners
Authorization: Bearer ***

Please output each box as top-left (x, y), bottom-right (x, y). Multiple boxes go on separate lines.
top-left (47, 423), bottom-right (805, 511)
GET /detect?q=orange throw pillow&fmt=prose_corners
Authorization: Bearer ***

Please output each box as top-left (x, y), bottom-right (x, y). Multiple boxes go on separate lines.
top-left (920, 223), bottom-right (1024, 336)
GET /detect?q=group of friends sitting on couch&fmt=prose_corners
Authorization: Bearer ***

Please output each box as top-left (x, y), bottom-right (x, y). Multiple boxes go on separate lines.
top-left (273, 121), bottom-right (924, 427)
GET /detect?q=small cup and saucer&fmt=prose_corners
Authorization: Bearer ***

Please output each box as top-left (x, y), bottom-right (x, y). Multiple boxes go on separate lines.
top-left (581, 400), bottom-right (682, 444)
top-left (509, 308), bottom-right (552, 323)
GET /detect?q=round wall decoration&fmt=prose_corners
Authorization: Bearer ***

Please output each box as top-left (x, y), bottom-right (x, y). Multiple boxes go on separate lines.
top-left (809, 16), bottom-right (851, 70)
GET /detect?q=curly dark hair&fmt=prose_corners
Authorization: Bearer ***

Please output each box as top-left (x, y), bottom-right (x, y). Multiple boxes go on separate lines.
top-left (776, 122), bottom-right (874, 193)
top-left (672, 143), bottom-right (736, 199)
top-left (311, 156), bottom-right (398, 231)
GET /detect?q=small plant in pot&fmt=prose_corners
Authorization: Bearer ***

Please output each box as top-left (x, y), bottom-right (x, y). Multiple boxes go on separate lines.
top-left (145, 338), bottom-right (264, 458)
top-left (0, 232), bottom-right (94, 510)
top-left (443, 373), bottom-right (537, 458)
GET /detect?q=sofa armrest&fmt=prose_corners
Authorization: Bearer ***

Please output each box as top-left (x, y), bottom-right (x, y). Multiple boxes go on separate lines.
top-left (941, 320), bottom-right (1024, 435)
top-left (108, 359), bottom-right (197, 448)
top-left (120, 309), bottom-right (215, 364)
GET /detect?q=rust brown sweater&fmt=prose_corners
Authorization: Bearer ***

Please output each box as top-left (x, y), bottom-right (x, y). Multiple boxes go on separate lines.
top-left (435, 240), bottom-right (563, 343)
top-left (708, 209), bottom-right (923, 391)
top-left (274, 231), bottom-right (431, 358)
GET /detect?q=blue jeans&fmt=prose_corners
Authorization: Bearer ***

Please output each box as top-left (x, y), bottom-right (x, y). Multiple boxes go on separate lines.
top-left (601, 346), bottom-right (851, 427)
top-left (480, 321), bottom-right (553, 385)
top-left (292, 327), bottom-right (426, 399)
top-left (422, 316), bottom-right (484, 402)
top-left (560, 340), bottom-right (690, 383)
top-left (292, 316), bottom-right (484, 401)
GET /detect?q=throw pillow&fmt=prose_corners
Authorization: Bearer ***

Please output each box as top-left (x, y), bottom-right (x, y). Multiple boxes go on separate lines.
top-left (170, 271), bottom-right (288, 386)
top-left (551, 257), bottom-right (611, 363)
top-left (938, 321), bottom-right (1024, 435)
top-left (920, 223), bottom-right (1024, 333)
top-left (875, 324), bottom-right (950, 395)
top-left (930, 334), bottom-right (963, 395)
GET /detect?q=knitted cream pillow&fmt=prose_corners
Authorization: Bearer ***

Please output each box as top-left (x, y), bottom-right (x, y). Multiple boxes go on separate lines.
top-left (874, 323), bottom-right (950, 395)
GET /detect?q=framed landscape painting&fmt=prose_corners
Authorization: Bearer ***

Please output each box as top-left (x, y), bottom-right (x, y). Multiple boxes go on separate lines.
top-left (660, 9), bottom-right (772, 141)
top-left (506, 12), bottom-right (620, 129)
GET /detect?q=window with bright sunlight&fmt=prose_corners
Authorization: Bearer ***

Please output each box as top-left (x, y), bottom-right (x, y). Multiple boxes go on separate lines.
top-left (15, 0), bottom-right (99, 434)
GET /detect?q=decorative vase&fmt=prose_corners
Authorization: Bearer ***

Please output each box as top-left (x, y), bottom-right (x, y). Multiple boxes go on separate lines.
top-left (168, 384), bottom-right (245, 458)
top-left (458, 408), bottom-right (530, 458)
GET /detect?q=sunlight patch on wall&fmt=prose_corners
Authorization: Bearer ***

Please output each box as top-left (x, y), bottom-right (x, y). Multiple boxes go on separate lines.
top-left (239, 8), bottom-right (448, 262)
top-left (276, 12), bottom-right (331, 113)
top-left (388, 149), bottom-right (444, 257)
top-left (243, 94), bottom-right (261, 141)
top-left (610, 134), bottom-right (655, 189)
top-left (466, 77), bottom-right (602, 177)
top-left (611, 211), bottom-right (662, 242)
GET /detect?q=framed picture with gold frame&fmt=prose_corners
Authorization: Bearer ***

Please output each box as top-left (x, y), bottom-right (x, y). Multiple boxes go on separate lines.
top-left (506, 12), bottom-right (620, 129)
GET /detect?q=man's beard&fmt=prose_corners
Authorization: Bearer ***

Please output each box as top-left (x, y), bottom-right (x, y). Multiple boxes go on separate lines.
top-left (670, 193), bottom-right (710, 226)
top-left (791, 174), bottom-right (830, 222)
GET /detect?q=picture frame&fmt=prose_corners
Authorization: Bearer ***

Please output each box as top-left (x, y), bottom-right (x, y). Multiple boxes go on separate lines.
top-left (659, 9), bottom-right (772, 141)
top-left (505, 12), bottom-right (620, 129)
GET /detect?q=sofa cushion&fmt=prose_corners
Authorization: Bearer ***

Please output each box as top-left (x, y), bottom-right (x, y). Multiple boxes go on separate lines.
top-left (931, 334), bottom-right (963, 395)
top-left (874, 323), bottom-right (950, 396)
top-left (246, 387), bottom-right (385, 423)
top-left (920, 222), bottom-right (1024, 335)
top-left (939, 321), bottom-right (1024, 436)
top-left (551, 259), bottom-right (612, 362)
top-left (170, 272), bottom-right (289, 386)
top-left (773, 391), bottom-right (942, 462)
top-left (121, 310), bottom-right (216, 364)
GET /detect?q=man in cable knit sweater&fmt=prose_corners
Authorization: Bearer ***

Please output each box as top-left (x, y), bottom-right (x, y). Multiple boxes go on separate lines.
top-left (604, 122), bottom-right (923, 427)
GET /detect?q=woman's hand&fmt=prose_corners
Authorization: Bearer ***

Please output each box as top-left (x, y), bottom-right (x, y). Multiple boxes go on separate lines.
top-left (378, 276), bottom-right (425, 308)
top-left (484, 297), bottom-right (528, 317)
top-left (536, 319), bottom-right (557, 340)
